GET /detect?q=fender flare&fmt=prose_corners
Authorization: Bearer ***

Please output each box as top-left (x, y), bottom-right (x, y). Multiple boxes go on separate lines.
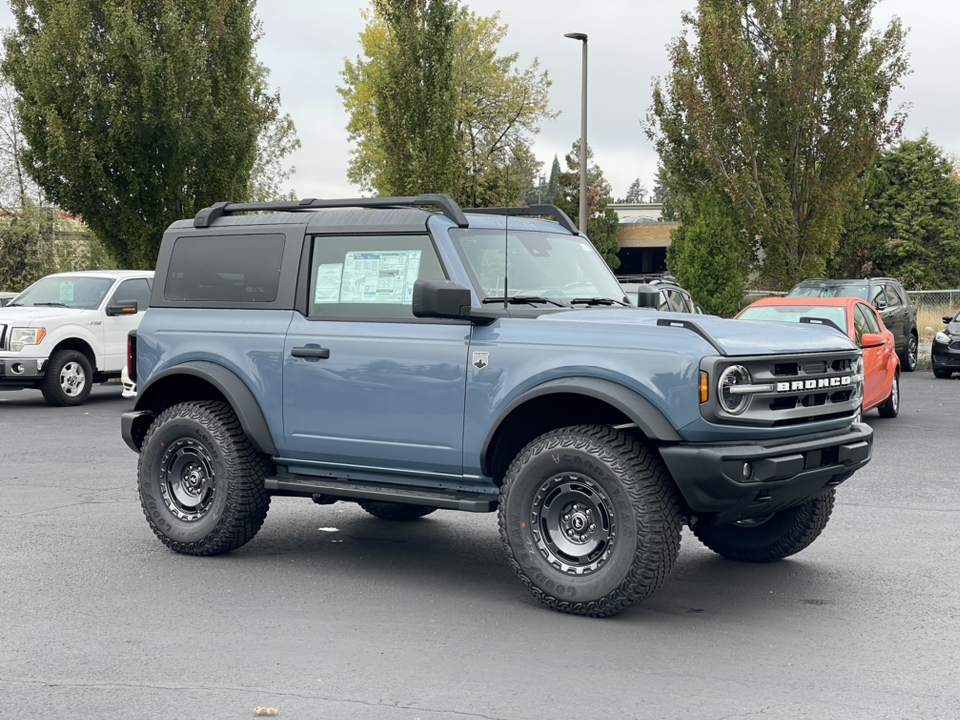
top-left (135, 360), bottom-right (278, 456)
top-left (480, 376), bottom-right (682, 474)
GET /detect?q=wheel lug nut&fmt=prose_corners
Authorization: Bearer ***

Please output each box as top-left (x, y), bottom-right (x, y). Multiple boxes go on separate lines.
top-left (573, 504), bottom-right (580, 511)
top-left (585, 509), bottom-right (591, 516)
top-left (563, 514), bottom-right (570, 521)
top-left (579, 535), bottom-right (586, 541)
top-left (589, 524), bottom-right (596, 531)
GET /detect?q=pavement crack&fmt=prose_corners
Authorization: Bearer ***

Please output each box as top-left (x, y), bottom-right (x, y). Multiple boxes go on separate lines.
top-left (0, 677), bottom-right (515, 720)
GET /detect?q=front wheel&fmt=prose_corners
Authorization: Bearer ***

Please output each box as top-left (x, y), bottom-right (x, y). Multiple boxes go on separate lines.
top-left (692, 490), bottom-right (835, 563)
top-left (498, 425), bottom-right (683, 617)
top-left (40, 349), bottom-right (92, 406)
top-left (900, 334), bottom-right (918, 372)
top-left (138, 400), bottom-right (271, 555)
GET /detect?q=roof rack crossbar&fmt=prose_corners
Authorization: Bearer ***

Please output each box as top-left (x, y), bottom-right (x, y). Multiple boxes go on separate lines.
top-left (466, 205), bottom-right (578, 235)
top-left (193, 193), bottom-right (469, 228)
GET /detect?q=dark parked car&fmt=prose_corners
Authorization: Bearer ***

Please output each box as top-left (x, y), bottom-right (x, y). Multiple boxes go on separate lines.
top-left (787, 278), bottom-right (919, 372)
top-left (617, 274), bottom-right (703, 313)
top-left (932, 310), bottom-right (960, 378)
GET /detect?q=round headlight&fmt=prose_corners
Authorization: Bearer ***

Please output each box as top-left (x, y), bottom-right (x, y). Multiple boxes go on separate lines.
top-left (718, 365), bottom-right (752, 415)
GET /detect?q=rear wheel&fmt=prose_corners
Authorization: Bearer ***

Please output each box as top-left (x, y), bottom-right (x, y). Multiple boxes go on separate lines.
top-left (692, 490), bottom-right (835, 563)
top-left (358, 502), bottom-right (436, 521)
top-left (900, 333), bottom-right (918, 372)
top-left (498, 425), bottom-right (682, 617)
top-left (877, 373), bottom-right (900, 418)
top-left (40, 349), bottom-right (92, 406)
top-left (138, 400), bottom-right (271, 555)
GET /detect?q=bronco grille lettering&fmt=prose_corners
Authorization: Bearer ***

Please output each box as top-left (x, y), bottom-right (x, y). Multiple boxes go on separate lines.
top-left (776, 376), bottom-right (851, 393)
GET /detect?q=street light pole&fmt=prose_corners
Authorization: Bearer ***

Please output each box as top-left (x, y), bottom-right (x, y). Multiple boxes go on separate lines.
top-left (565, 32), bottom-right (588, 236)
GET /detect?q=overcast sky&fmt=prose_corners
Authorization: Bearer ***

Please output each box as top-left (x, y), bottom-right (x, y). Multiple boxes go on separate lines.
top-left (2, 1), bottom-right (957, 202)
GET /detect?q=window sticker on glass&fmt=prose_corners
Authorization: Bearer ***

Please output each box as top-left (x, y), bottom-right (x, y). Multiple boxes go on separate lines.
top-left (59, 281), bottom-right (74, 302)
top-left (340, 251), bottom-right (422, 304)
top-left (314, 264), bottom-right (344, 304)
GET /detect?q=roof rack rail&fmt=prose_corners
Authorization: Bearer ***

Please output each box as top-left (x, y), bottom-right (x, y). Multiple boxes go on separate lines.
top-left (465, 205), bottom-right (578, 235)
top-left (193, 193), bottom-right (469, 229)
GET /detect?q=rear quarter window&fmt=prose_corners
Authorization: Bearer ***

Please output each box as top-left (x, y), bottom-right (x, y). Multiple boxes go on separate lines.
top-left (163, 234), bottom-right (284, 303)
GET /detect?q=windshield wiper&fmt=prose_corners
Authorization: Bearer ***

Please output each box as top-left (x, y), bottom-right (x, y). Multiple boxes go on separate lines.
top-left (569, 297), bottom-right (631, 307)
top-left (33, 302), bottom-right (69, 307)
top-left (482, 296), bottom-right (567, 308)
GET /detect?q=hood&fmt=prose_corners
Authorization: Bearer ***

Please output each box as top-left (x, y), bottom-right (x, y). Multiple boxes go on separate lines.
top-left (538, 308), bottom-right (857, 356)
top-left (947, 319), bottom-right (960, 336)
top-left (0, 306), bottom-right (91, 324)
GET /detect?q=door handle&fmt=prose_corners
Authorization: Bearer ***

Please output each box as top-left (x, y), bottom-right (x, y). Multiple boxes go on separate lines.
top-left (291, 346), bottom-right (330, 359)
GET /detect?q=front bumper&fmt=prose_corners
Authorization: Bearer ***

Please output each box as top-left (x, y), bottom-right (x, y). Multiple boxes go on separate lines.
top-left (659, 423), bottom-right (873, 524)
top-left (0, 356), bottom-right (45, 383)
top-left (931, 341), bottom-right (960, 371)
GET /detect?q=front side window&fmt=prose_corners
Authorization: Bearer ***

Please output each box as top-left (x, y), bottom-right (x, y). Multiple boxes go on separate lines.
top-left (882, 285), bottom-right (902, 307)
top-left (308, 234), bottom-right (446, 320)
top-left (858, 302), bottom-right (882, 335)
top-left (164, 234), bottom-right (284, 303)
top-left (451, 229), bottom-right (624, 302)
top-left (10, 275), bottom-right (114, 310)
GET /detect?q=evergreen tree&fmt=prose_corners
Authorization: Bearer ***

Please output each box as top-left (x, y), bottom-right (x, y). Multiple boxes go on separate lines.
top-left (546, 154), bottom-right (561, 203)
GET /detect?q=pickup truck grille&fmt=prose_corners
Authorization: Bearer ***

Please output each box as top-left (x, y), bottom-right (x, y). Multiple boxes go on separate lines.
top-left (0, 324), bottom-right (7, 351)
top-left (701, 350), bottom-right (862, 427)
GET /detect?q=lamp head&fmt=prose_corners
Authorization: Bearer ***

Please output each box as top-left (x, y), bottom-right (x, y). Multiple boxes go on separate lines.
top-left (564, 32), bottom-right (588, 42)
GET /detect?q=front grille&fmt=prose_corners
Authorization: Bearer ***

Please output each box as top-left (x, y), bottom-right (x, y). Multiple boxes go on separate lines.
top-left (702, 350), bottom-right (861, 427)
top-left (949, 340), bottom-right (960, 350)
top-left (0, 324), bottom-right (7, 351)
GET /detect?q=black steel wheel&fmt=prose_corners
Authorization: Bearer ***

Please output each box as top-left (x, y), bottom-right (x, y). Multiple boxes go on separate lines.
top-left (877, 372), bottom-right (900, 418)
top-left (499, 425), bottom-right (683, 617)
top-left (40, 349), bottom-right (92, 406)
top-left (900, 334), bottom-right (918, 372)
top-left (692, 490), bottom-right (835, 563)
top-left (358, 502), bottom-right (437, 521)
top-left (138, 400), bottom-right (271, 555)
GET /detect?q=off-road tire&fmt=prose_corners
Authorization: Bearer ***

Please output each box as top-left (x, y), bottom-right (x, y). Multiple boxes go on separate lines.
top-left (933, 367), bottom-right (953, 379)
top-left (900, 333), bottom-right (918, 372)
top-left (498, 424), bottom-right (683, 618)
top-left (138, 400), bottom-right (271, 555)
top-left (358, 502), bottom-right (437, 521)
top-left (877, 372), bottom-right (900, 418)
top-left (692, 490), bottom-right (836, 563)
top-left (40, 349), bottom-right (92, 406)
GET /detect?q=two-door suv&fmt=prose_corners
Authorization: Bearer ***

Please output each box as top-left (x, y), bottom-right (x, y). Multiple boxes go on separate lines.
top-left (122, 195), bottom-right (873, 617)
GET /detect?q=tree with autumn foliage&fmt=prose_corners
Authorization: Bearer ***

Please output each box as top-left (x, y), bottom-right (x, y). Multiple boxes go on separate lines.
top-left (647, 0), bottom-right (910, 289)
top-left (340, 2), bottom-right (555, 205)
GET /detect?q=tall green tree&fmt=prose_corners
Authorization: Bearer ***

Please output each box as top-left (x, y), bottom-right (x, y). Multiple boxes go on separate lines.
top-left (340, 3), bottom-right (555, 204)
top-left (247, 65), bottom-right (301, 203)
top-left (0, 201), bottom-right (56, 291)
top-left (618, 178), bottom-right (646, 204)
top-left (667, 192), bottom-right (748, 317)
top-left (3, 0), bottom-right (267, 269)
top-left (555, 141), bottom-right (620, 269)
top-left (647, 0), bottom-right (909, 289)
top-left (833, 135), bottom-right (960, 288)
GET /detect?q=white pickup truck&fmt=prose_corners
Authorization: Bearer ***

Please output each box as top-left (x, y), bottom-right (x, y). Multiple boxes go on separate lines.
top-left (0, 270), bottom-right (154, 406)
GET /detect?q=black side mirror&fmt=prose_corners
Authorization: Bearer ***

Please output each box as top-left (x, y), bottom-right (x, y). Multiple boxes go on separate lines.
top-left (944, 316), bottom-right (955, 324)
top-left (106, 302), bottom-right (138, 316)
top-left (873, 297), bottom-right (887, 310)
top-left (412, 280), bottom-right (473, 320)
top-left (634, 285), bottom-right (659, 308)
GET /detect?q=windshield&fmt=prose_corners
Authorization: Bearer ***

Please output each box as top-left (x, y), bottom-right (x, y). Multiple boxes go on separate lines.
top-left (787, 284), bottom-right (868, 301)
top-left (738, 304), bottom-right (849, 335)
top-left (9, 276), bottom-right (114, 310)
top-left (451, 229), bottom-right (626, 303)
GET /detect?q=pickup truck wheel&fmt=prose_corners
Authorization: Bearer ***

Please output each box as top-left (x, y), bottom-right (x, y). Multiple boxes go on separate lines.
top-left (877, 372), bottom-right (900, 418)
top-left (138, 400), bottom-right (271, 556)
top-left (692, 490), bottom-right (835, 563)
top-left (900, 333), bottom-right (918, 372)
top-left (498, 425), bottom-right (682, 617)
top-left (358, 502), bottom-right (437, 521)
top-left (40, 349), bottom-right (92, 406)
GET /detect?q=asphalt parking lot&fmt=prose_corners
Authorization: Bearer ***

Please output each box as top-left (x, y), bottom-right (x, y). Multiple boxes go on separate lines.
top-left (2, 373), bottom-right (959, 720)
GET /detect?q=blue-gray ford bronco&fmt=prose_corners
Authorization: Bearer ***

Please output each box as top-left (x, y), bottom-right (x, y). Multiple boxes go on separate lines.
top-left (121, 195), bottom-right (873, 617)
